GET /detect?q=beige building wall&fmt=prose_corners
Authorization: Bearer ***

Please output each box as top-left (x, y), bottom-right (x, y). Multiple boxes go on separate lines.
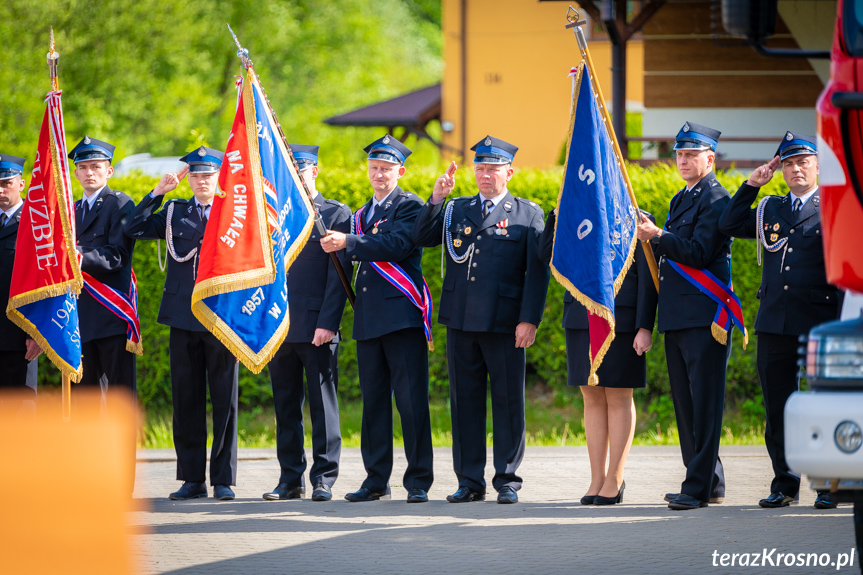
top-left (442, 0), bottom-right (644, 168)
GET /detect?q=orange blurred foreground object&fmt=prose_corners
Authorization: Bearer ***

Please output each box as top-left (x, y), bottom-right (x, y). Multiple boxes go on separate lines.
top-left (0, 389), bottom-right (142, 574)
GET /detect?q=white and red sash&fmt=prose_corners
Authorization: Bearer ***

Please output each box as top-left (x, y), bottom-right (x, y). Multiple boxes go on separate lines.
top-left (354, 207), bottom-right (434, 350)
top-left (81, 269), bottom-right (143, 355)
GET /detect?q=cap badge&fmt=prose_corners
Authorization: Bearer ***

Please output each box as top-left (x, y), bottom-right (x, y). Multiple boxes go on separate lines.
top-left (84, 136), bottom-right (91, 144)
top-left (786, 132), bottom-right (794, 141)
top-left (682, 123), bottom-right (689, 132)
top-left (382, 135), bottom-right (391, 145)
top-left (484, 137), bottom-right (492, 146)
top-left (197, 148), bottom-right (206, 157)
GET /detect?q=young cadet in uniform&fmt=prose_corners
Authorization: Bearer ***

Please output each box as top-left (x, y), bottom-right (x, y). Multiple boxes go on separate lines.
top-left (263, 145), bottom-right (351, 503)
top-left (125, 147), bottom-right (240, 501)
top-left (0, 155), bottom-right (42, 391)
top-left (719, 133), bottom-right (841, 510)
top-left (636, 122), bottom-right (733, 510)
top-left (321, 136), bottom-right (434, 504)
top-left (70, 137), bottom-right (137, 402)
top-left (412, 136), bottom-right (549, 504)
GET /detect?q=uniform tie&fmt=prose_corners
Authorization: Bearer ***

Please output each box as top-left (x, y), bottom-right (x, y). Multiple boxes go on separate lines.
top-left (792, 198), bottom-right (802, 222)
top-left (199, 204), bottom-right (209, 225)
top-left (0, 213), bottom-right (6, 227)
top-left (482, 199), bottom-right (494, 218)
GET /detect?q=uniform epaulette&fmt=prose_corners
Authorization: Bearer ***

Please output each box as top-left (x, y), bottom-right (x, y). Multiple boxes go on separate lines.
top-left (514, 197), bottom-right (542, 211)
top-left (325, 198), bottom-right (348, 209)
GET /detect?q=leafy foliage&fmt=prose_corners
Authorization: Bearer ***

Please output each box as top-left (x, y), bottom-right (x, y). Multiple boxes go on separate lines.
top-left (35, 162), bottom-right (784, 416)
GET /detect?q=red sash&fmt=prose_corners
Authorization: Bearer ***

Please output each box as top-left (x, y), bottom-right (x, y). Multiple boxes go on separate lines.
top-left (81, 269), bottom-right (143, 355)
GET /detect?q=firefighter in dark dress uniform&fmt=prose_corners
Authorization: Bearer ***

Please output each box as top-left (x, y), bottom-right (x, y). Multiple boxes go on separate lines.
top-left (412, 136), bottom-right (550, 504)
top-left (321, 136), bottom-right (434, 504)
top-left (70, 137), bottom-right (137, 402)
top-left (0, 155), bottom-right (42, 391)
top-left (636, 122), bottom-right (734, 510)
top-left (262, 145), bottom-right (351, 503)
top-left (125, 147), bottom-right (239, 501)
top-left (719, 132), bottom-right (842, 510)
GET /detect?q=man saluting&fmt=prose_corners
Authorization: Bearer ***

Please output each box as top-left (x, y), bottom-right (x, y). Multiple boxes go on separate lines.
top-left (125, 147), bottom-right (239, 501)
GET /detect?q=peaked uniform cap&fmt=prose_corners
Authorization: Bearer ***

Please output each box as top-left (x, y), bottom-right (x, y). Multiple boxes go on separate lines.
top-left (470, 135), bottom-right (518, 164)
top-left (363, 136), bottom-right (412, 165)
top-left (0, 154), bottom-right (26, 180)
top-left (179, 146), bottom-right (224, 173)
top-left (68, 136), bottom-right (115, 163)
top-left (775, 131), bottom-right (817, 161)
top-left (673, 122), bottom-right (721, 152)
top-left (289, 144), bottom-right (320, 169)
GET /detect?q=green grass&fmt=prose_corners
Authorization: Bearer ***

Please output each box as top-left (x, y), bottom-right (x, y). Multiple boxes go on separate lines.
top-left (139, 388), bottom-right (766, 449)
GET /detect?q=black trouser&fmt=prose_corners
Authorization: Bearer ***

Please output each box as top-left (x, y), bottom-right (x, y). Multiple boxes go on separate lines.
top-left (448, 328), bottom-right (526, 493)
top-left (756, 332), bottom-right (801, 497)
top-left (0, 351), bottom-right (34, 393)
top-left (665, 327), bottom-right (730, 502)
top-left (170, 328), bottom-right (239, 486)
top-left (356, 327), bottom-right (433, 492)
top-left (269, 341), bottom-right (341, 488)
top-left (79, 334), bottom-right (137, 395)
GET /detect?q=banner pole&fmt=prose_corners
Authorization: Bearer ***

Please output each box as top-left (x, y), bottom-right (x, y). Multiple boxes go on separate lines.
top-left (565, 8), bottom-right (660, 292)
top-left (226, 25), bottom-right (356, 308)
top-left (49, 28), bottom-right (74, 422)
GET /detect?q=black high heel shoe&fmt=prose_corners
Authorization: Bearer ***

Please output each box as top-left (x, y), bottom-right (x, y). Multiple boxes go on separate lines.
top-left (594, 481), bottom-right (625, 505)
top-left (580, 494), bottom-right (597, 505)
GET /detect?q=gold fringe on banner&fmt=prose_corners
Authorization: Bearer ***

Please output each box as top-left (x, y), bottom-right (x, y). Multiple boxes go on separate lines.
top-left (5, 311), bottom-right (82, 383)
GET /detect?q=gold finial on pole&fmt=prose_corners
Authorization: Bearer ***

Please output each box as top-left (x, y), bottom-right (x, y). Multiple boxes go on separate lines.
top-left (564, 7), bottom-right (660, 291)
top-left (47, 27), bottom-right (60, 91)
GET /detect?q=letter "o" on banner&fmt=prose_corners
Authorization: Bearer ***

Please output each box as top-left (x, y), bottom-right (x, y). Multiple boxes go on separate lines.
top-left (577, 219), bottom-right (593, 240)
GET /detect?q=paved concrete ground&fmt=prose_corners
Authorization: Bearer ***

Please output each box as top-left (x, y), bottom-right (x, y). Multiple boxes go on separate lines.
top-left (131, 446), bottom-right (859, 574)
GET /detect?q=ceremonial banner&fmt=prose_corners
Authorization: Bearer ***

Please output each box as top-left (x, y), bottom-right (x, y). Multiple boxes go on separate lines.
top-left (191, 71), bottom-right (314, 373)
top-left (7, 90), bottom-right (83, 381)
top-left (550, 63), bottom-right (638, 385)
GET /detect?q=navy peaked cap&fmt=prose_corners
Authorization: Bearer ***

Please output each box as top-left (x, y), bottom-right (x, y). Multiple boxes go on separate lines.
top-left (69, 136), bottom-right (115, 163)
top-left (471, 135), bottom-right (518, 164)
top-left (673, 122), bottom-right (720, 152)
top-left (0, 154), bottom-right (25, 180)
top-left (364, 135), bottom-right (412, 165)
top-left (290, 144), bottom-right (319, 169)
top-left (775, 132), bottom-right (816, 161)
top-left (180, 146), bottom-right (224, 173)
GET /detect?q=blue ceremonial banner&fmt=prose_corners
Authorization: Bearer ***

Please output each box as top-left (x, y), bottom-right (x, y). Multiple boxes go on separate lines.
top-left (191, 71), bottom-right (314, 373)
top-left (550, 62), bottom-right (637, 385)
top-left (7, 90), bottom-right (83, 381)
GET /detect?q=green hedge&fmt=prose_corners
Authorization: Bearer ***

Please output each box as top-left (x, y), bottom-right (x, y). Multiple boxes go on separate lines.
top-left (36, 162), bottom-right (786, 411)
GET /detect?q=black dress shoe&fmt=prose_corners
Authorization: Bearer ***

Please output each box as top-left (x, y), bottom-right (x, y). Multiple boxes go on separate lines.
top-left (406, 488), bottom-right (429, 503)
top-left (344, 486), bottom-right (391, 502)
top-left (311, 483), bottom-right (332, 502)
top-left (594, 481), bottom-right (625, 505)
top-left (263, 483), bottom-right (305, 501)
top-left (759, 491), bottom-right (796, 508)
top-left (814, 491), bottom-right (838, 509)
top-left (446, 486), bottom-right (485, 503)
top-left (213, 485), bottom-right (235, 500)
top-left (668, 493), bottom-right (708, 510)
top-left (665, 492), bottom-right (724, 504)
top-left (497, 486), bottom-right (518, 504)
top-left (580, 494), bottom-right (597, 505)
top-left (169, 482), bottom-right (207, 500)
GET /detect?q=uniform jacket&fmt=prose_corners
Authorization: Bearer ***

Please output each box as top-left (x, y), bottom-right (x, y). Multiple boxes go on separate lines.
top-left (125, 193), bottom-right (207, 331)
top-left (412, 190), bottom-right (550, 333)
top-left (284, 193), bottom-right (352, 343)
top-left (76, 186), bottom-right (136, 342)
top-left (539, 209), bottom-right (657, 333)
top-left (0, 205), bottom-right (29, 351)
top-left (652, 172), bottom-right (732, 333)
top-left (718, 183), bottom-right (840, 335)
top-left (345, 186), bottom-right (426, 341)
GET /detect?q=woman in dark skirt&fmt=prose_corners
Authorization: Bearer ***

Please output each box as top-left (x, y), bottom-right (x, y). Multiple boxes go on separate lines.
top-left (540, 209), bottom-right (658, 505)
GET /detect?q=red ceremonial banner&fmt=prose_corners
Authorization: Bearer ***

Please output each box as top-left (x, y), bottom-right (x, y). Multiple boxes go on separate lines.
top-left (193, 87), bottom-right (273, 296)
